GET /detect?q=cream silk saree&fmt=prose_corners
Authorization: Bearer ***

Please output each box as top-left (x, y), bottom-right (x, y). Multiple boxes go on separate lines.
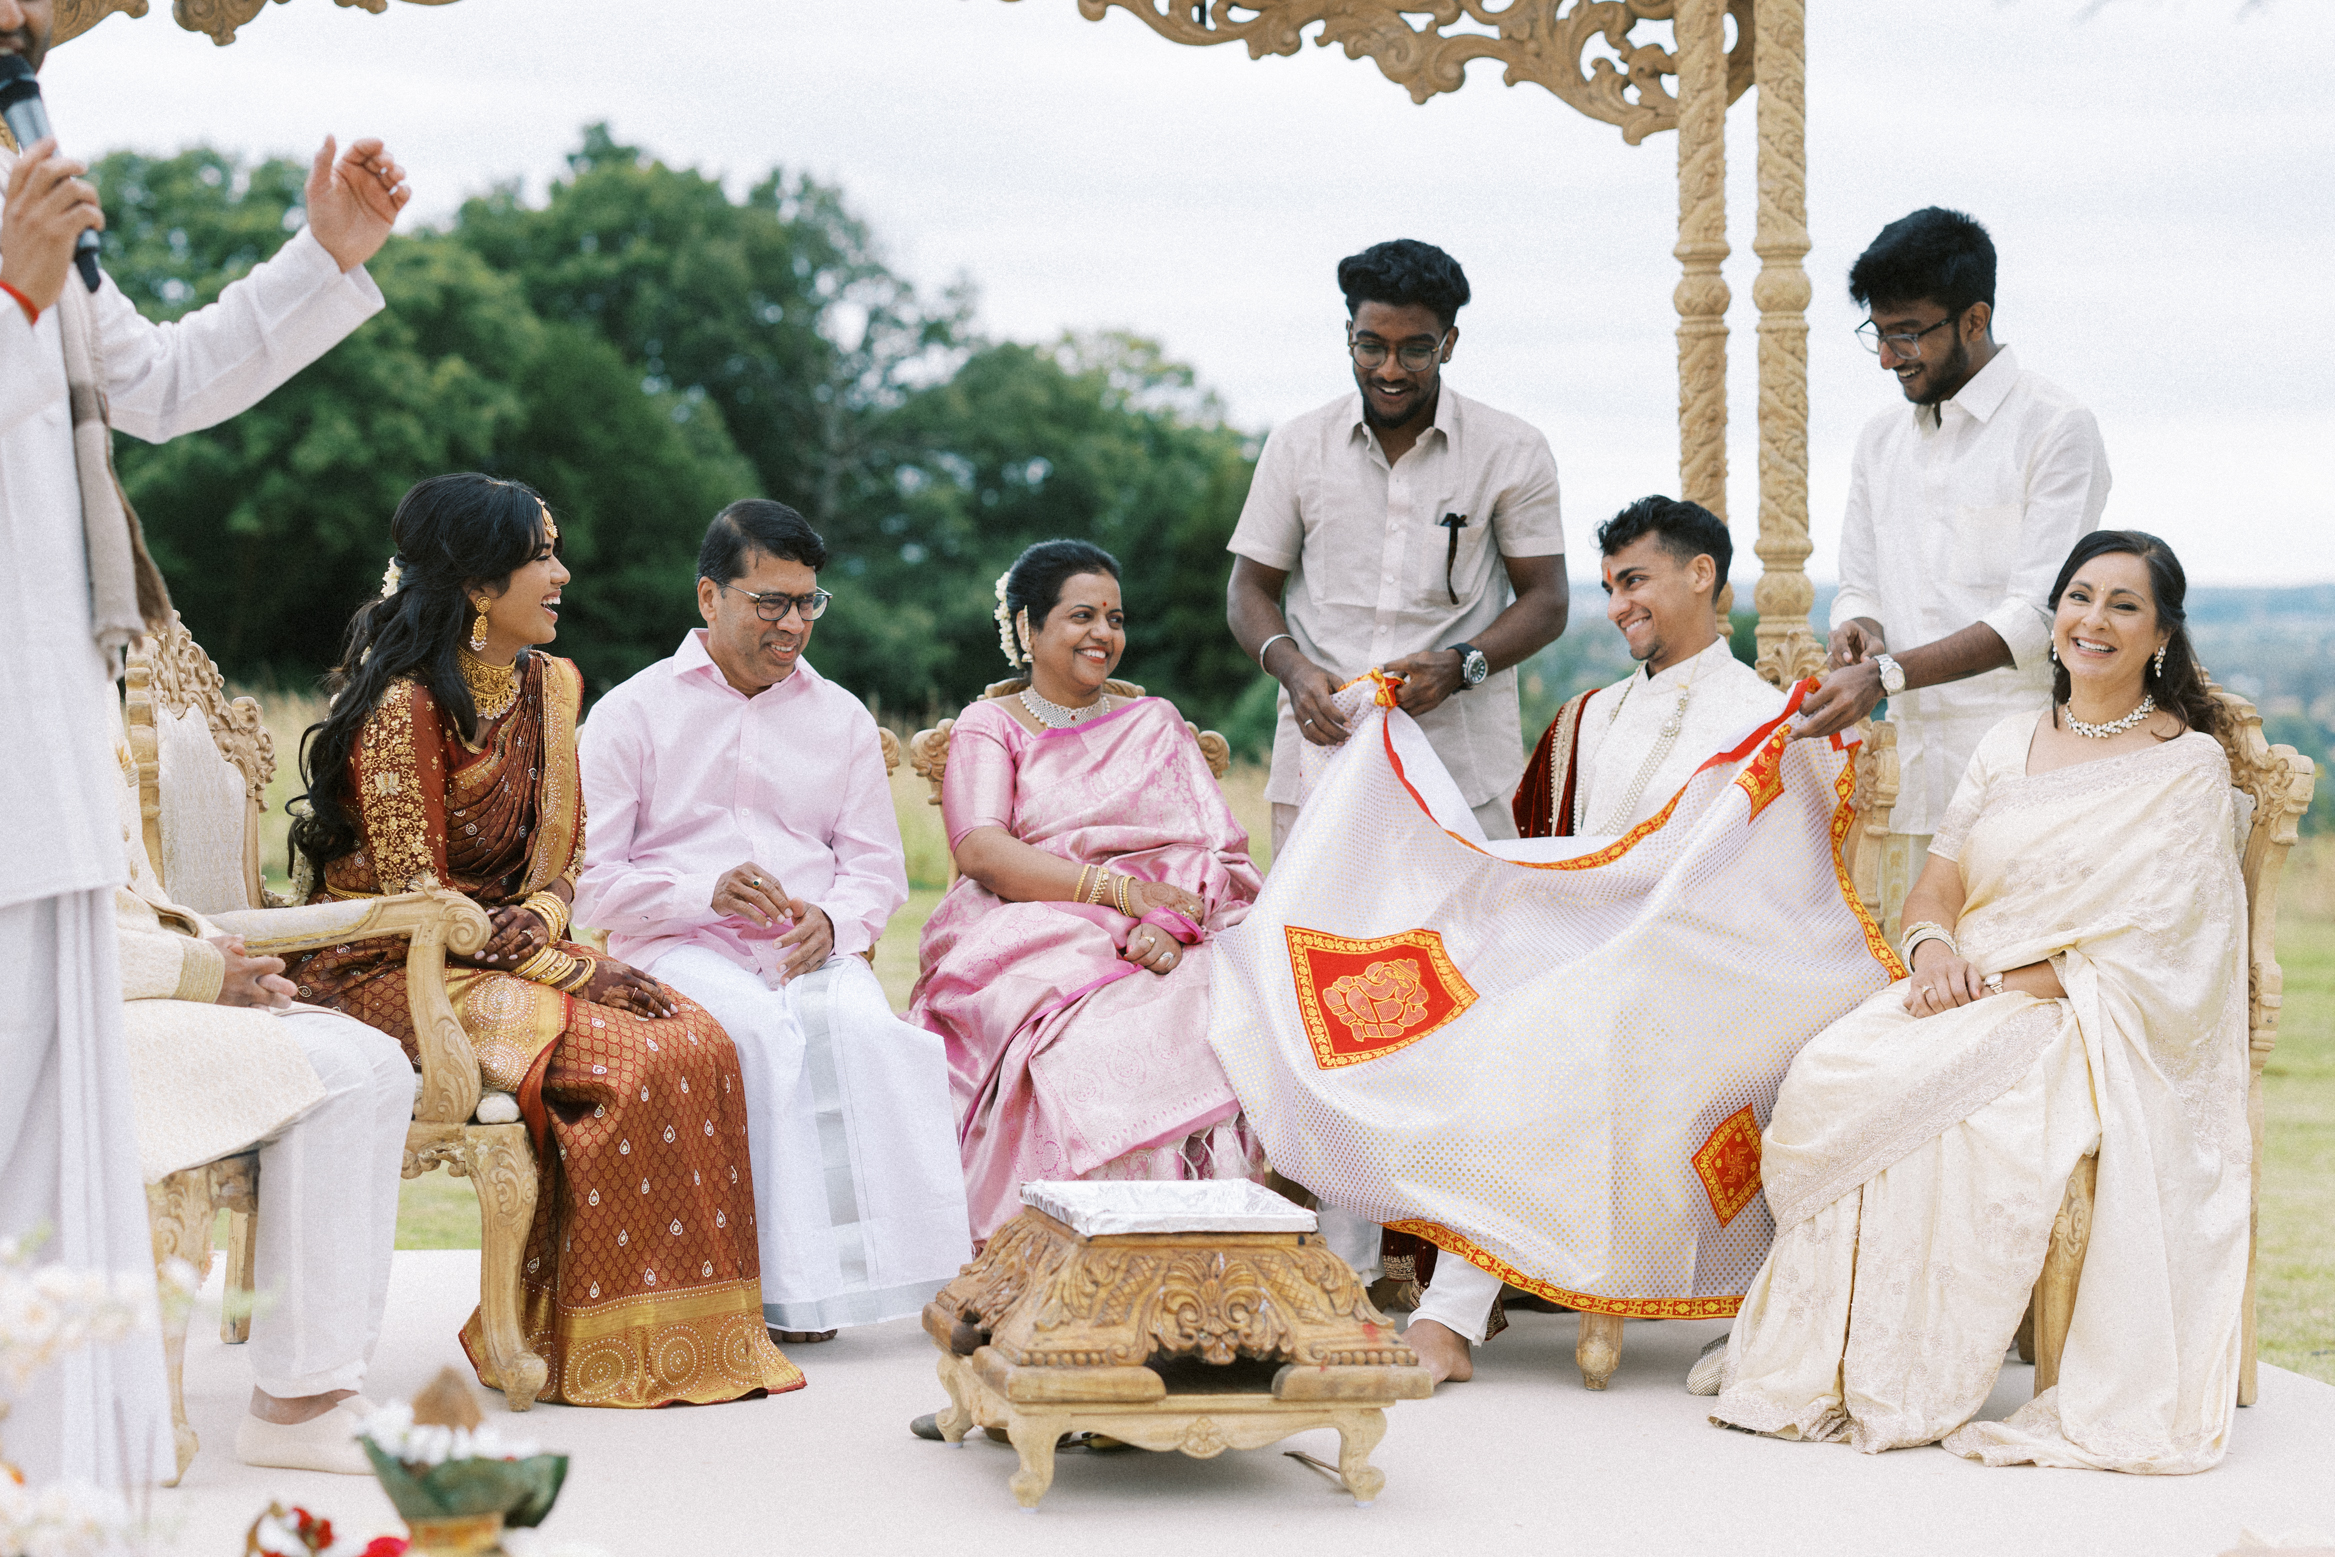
top-left (1713, 714), bottom-right (2252, 1473)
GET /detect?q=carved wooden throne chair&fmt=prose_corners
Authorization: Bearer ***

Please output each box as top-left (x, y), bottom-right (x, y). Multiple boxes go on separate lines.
top-left (126, 616), bottom-right (538, 1486)
top-left (2023, 680), bottom-right (2314, 1408)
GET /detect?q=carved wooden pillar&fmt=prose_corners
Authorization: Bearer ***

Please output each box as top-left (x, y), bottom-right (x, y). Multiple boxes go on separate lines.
top-left (1673, 0), bottom-right (1732, 633)
top-left (1750, 0), bottom-right (1823, 686)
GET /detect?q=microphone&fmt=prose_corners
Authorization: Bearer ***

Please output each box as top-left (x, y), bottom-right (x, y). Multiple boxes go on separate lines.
top-left (0, 56), bottom-right (103, 292)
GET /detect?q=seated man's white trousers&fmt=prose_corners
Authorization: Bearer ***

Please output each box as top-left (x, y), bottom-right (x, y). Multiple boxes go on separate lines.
top-left (1410, 1254), bottom-right (1503, 1346)
top-left (250, 1010), bottom-right (412, 1398)
top-left (650, 948), bottom-right (971, 1331)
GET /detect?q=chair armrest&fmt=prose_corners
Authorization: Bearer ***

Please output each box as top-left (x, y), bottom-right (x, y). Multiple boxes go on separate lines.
top-left (208, 891), bottom-right (492, 958)
top-left (213, 891), bottom-right (494, 1127)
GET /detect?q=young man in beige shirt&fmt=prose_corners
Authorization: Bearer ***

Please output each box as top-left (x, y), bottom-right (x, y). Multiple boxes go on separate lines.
top-left (1225, 239), bottom-right (1570, 853)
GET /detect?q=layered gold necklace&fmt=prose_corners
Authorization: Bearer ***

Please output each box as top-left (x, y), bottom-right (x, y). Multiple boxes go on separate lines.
top-left (457, 645), bottom-right (521, 723)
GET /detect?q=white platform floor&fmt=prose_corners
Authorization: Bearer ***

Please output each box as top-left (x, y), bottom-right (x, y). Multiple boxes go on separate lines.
top-left (150, 1250), bottom-right (2335, 1556)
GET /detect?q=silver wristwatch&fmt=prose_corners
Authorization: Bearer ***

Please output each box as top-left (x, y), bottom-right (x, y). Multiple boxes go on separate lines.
top-left (1451, 642), bottom-right (1489, 688)
top-left (1873, 652), bottom-right (1906, 697)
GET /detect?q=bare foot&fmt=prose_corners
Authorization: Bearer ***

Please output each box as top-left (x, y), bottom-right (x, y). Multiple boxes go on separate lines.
top-left (1404, 1318), bottom-right (1473, 1383)
top-left (772, 1328), bottom-right (838, 1344)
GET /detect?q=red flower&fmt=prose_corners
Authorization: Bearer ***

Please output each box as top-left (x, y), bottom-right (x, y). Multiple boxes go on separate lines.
top-left (361, 1539), bottom-right (411, 1557)
top-left (287, 1508), bottom-right (335, 1552)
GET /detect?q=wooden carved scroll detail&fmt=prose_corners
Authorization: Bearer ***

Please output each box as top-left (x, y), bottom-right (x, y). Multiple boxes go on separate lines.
top-left (942, 1215), bottom-right (1416, 1371)
top-left (137, 613), bottom-right (275, 806)
top-left (2201, 675), bottom-right (2312, 1408)
top-left (1055, 0), bottom-right (1751, 144)
top-left (54, 0), bottom-right (463, 48)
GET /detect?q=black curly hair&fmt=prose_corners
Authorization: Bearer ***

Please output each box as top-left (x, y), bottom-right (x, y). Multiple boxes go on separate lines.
top-left (1337, 239), bottom-right (1471, 330)
top-left (1848, 206), bottom-right (1996, 321)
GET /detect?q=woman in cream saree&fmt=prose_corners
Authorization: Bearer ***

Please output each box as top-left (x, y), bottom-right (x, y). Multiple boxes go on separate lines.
top-left (1713, 532), bottom-right (2251, 1473)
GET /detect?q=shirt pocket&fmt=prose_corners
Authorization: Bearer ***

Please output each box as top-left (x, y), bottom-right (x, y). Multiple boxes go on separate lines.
top-left (1414, 501), bottom-right (1493, 611)
top-left (1948, 503), bottom-right (2023, 591)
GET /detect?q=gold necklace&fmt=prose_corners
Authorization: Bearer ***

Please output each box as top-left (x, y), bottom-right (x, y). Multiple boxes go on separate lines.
top-left (457, 646), bottom-right (521, 723)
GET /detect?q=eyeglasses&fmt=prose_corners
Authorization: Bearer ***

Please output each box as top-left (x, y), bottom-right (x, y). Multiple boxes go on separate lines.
top-left (720, 583), bottom-right (831, 623)
top-left (1854, 314), bottom-right (1960, 356)
top-left (1348, 328), bottom-right (1450, 372)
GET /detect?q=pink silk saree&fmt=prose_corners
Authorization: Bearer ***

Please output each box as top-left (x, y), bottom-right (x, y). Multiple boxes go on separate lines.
top-left (910, 696), bottom-right (1266, 1243)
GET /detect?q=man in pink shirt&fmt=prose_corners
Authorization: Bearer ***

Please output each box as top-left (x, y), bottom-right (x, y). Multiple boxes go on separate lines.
top-left (575, 500), bottom-right (969, 1345)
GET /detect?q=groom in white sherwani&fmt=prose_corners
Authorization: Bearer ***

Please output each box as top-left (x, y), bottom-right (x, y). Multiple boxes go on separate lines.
top-left (0, 0), bottom-right (410, 1488)
top-left (1381, 495), bottom-right (1791, 1382)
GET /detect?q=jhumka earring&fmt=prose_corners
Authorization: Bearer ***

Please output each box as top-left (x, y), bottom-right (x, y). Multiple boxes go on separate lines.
top-left (469, 603), bottom-right (490, 653)
top-left (2153, 644), bottom-right (2168, 677)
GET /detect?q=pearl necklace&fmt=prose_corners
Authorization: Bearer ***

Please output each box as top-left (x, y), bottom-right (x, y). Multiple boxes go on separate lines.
top-left (2064, 693), bottom-right (2155, 739)
top-left (458, 646), bottom-right (521, 723)
top-left (1020, 686), bottom-right (1113, 730)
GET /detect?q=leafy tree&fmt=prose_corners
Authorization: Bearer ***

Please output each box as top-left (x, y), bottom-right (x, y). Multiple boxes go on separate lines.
top-left (453, 125), bottom-right (966, 531)
top-left (837, 332), bottom-right (1259, 724)
top-left (99, 146), bottom-right (756, 692)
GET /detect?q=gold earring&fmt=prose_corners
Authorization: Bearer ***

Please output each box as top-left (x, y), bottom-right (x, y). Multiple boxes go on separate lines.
top-left (469, 604), bottom-right (489, 653)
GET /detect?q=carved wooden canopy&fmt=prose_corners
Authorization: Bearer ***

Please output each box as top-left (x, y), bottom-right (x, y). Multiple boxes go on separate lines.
top-left (1052, 0), bottom-right (1752, 143)
top-left (55, 0), bottom-right (461, 50)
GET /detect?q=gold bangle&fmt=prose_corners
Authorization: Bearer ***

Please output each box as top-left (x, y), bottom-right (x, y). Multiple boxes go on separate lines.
top-left (523, 890), bottom-right (570, 943)
top-left (1073, 864), bottom-right (1094, 906)
top-left (557, 955), bottom-right (597, 995)
top-left (1086, 868), bottom-right (1108, 906)
top-left (1113, 874), bottom-right (1133, 916)
top-left (513, 945), bottom-right (575, 986)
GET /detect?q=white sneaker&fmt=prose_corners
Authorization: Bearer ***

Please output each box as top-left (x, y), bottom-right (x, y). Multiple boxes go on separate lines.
top-left (236, 1400), bottom-right (374, 1475)
top-left (1685, 1332), bottom-right (1729, 1396)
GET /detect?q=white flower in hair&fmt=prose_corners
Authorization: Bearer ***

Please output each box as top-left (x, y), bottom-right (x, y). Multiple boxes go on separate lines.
top-left (992, 569), bottom-right (1021, 667)
top-left (380, 557), bottom-right (404, 598)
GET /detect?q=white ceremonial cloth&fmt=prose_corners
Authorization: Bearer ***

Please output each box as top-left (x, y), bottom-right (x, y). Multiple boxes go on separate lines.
top-left (648, 948), bottom-right (971, 1331)
top-left (1229, 387), bottom-right (1565, 809)
top-left (1212, 676), bottom-right (1896, 1316)
top-left (1828, 347), bottom-right (2110, 833)
top-left (1573, 636), bottom-right (1788, 835)
top-left (1714, 717), bottom-right (2250, 1473)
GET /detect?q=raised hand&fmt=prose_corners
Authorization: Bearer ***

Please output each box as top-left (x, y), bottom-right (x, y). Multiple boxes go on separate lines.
top-left (304, 135), bottom-right (410, 273)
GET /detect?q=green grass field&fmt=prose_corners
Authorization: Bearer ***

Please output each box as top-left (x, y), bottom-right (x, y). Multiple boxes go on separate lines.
top-left (335, 696), bottom-right (2328, 1386)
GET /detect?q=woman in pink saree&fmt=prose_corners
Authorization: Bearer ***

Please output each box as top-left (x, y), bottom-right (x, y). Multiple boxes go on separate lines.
top-left (911, 541), bottom-right (1266, 1243)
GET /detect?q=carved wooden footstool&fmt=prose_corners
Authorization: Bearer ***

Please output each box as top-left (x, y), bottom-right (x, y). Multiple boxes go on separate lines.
top-left (923, 1181), bottom-right (1431, 1510)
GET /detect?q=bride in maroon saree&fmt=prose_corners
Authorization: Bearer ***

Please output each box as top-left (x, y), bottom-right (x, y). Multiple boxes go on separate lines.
top-left (287, 474), bottom-right (799, 1407)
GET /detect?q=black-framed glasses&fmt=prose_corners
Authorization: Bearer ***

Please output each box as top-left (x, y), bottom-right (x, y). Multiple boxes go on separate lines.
top-left (720, 583), bottom-right (831, 622)
top-left (1348, 328), bottom-right (1450, 372)
top-left (1855, 314), bottom-right (1960, 356)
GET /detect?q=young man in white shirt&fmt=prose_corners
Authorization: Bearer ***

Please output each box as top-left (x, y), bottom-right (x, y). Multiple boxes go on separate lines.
top-left (1225, 239), bottom-right (1569, 854)
top-left (1794, 207), bottom-right (2109, 937)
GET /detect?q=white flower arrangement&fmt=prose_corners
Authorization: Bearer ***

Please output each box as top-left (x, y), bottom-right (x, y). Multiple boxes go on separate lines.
top-left (379, 557), bottom-right (403, 598)
top-left (0, 1236), bottom-right (165, 1398)
top-left (0, 1478), bottom-right (136, 1557)
top-left (0, 1236), bottom-right (166, 1557)
top-left (357, 1402), bottom-right (539, 1467)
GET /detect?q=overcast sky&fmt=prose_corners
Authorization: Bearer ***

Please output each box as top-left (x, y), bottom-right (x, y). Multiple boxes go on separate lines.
top-left (43, 0), bottom-right (2334, 586)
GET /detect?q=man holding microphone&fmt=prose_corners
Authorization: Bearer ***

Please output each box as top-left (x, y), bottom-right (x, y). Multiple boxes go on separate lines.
top-left (1, 0), bottom-right (411, 1490)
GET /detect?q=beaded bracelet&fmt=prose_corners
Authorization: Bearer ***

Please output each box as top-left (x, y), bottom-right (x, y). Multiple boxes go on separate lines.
top-left (1112, 873), bottom-right (1135, 917)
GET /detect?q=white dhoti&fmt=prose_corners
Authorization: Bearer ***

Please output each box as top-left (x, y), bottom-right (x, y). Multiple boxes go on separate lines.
top-left (650, 948), bottom-right (971, 1331)
top-left (0, 890), bottom-right (174, 1489)
top-left (242, 1011), bottom-right (412, 1398)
